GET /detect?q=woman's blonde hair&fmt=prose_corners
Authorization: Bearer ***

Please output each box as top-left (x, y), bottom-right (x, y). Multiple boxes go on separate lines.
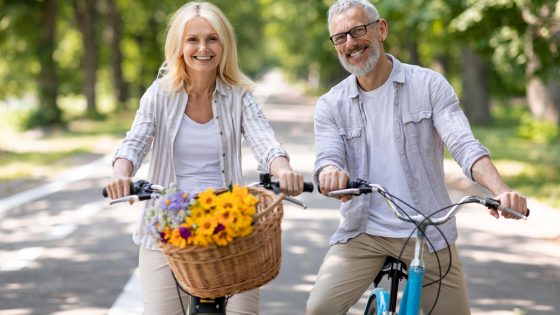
top-left (158, 2), bottom-right (253, 92)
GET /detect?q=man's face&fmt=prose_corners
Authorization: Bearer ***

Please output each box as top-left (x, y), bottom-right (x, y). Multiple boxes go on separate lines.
top-left (329, 7), bottom-right (380, 76)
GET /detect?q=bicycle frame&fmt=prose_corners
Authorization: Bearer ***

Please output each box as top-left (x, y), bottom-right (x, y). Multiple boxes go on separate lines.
top-left (367, 229), bottom-right (426, 315)
top-left (330, 180), bottom-right (528, 315)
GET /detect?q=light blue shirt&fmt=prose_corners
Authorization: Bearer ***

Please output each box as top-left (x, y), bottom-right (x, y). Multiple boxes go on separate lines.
top-left (313, 55), bottom-right (489, 251)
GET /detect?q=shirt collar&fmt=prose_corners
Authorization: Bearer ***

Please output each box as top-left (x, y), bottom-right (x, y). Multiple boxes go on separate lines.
top-left (214, 78), bottom-right (228, 96)
top-left (347, 54), bottom-right (405, 98)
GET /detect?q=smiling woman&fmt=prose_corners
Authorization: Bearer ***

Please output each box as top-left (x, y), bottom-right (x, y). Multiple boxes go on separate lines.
top-left (103, 2), bottom-right (305, 315)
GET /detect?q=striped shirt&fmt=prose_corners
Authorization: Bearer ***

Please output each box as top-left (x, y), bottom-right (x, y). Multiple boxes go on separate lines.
top-left (114, 78), bottom-right (289, 250)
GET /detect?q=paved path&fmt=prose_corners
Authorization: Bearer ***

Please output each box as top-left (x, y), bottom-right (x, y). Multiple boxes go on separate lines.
top-left (1, 71), bottom-right (559, 315)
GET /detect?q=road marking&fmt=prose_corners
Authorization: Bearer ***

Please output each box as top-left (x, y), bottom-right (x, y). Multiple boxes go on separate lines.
top-left (0, 155), bottom-right (112, 215)
top-left (108, 268), bottom-right (142, 315)
top-left (0, 247), bottom-right (44, 271)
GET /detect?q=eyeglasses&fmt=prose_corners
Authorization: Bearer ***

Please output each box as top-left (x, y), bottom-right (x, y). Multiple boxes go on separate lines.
top-left (329, 20), bottom-right (380, 45)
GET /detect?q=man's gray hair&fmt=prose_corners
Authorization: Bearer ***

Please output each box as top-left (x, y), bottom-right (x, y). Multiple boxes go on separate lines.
top-left (327, 0), bottom-right (380, 31)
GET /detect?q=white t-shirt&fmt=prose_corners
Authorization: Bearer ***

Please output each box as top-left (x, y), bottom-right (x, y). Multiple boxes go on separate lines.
top-left (173, 114), bottom-right (222, 194)
top-left (359, 70), bottom-right (415, 237)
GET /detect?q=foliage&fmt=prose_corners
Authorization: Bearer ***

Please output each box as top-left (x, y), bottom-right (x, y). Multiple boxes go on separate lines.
top-left (0, 0), bottom-right (559, 125)
top-left (472, 103), bottom-right (560, 207)
top-left (517, 113), bottom-right (559, 143)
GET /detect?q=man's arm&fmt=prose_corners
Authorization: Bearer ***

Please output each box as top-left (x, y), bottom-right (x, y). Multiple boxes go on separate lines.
top-left (471, 156), bottom-right (528, 219)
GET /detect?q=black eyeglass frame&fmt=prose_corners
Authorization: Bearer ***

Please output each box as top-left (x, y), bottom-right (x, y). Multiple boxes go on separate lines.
top-left (329, 19), bottom-right (380, 45)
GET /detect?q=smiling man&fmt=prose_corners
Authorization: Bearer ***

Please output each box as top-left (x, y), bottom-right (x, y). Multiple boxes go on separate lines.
top-left (307, 0), bottom-right (529, 314)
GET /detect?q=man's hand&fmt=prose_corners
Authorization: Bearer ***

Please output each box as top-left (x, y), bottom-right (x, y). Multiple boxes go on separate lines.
top-left (319, 166), bottom-right (352, 202)
top-left (490, 191), bottom-right (528, 219)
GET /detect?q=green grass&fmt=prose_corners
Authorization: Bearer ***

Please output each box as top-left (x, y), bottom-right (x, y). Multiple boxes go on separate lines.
top-left (0, 108), bottom-right (134, 183)
top-left (470, 105), bottom-right (560, 208)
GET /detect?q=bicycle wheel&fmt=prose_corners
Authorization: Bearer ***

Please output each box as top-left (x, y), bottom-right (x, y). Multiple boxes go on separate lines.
top-left (364, 294), bottom-right (377, 315)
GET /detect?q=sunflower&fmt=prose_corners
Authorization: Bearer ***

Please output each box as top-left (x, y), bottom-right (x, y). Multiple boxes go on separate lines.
top-left (215, 206), bottom-right (241, 226)
top-left (197, 216), bottom-right (219, 236)
top-left (168, 228), bottom-right (188, 248)
top-left (213, 229), bottom-right (233, 246)
top-left (197, 188), bottom-right (217, 210)
top-left (190, 233), bottom-right (210, 247)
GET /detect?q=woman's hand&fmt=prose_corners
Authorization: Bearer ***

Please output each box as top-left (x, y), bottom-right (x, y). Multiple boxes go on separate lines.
top-left (105, 158), bottom-right (134, 201)
top-left (270, 157), bottom-right (304, 196)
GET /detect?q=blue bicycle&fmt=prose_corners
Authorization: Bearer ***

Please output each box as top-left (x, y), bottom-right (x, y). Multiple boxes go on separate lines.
top-left (328, 179), bottom-right (529, 315)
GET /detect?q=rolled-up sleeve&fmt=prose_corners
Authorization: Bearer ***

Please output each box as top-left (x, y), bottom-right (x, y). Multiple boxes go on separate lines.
top-left (430, 73), bottom-right (489, 180)
top-left (113, 84), bottom-right (157, 176)
top-left (240, 92), bottom-right (289, 173)
top-left (313, 95), bottom-right (347, 185)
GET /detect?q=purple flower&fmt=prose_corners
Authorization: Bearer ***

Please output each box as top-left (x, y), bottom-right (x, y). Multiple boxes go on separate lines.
top-left (214, 223), bottom-right (225, 233)
top-left (179, 227), bottom-right (192, 239)
top-left (159, 232), bottom-right (167, 242)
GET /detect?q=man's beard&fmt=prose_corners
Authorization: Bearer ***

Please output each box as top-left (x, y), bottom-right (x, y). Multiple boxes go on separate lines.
top-left (338, 44), bottom-right (379, 77)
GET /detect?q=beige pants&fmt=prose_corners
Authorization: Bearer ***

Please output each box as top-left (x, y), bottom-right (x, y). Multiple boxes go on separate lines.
top-left (139, 247), bottom-right (259, 315)
top-left (306, 233), bottom-right (470, 315)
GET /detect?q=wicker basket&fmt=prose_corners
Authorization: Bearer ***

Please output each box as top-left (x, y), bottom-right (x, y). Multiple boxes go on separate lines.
top-left (159, 186), bottom-right (284, 298)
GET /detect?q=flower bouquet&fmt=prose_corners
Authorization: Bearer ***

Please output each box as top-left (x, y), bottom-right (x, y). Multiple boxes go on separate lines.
top-left (146, 184), bottom-right (259, 248)
top-left (145, 184), bottom-right (284, 298)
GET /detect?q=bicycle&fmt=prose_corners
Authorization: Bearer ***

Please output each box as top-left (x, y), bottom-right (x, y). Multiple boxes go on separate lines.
top-left (327, 178), bottom-right (529, 315)
top-left (103, 173), bottom-right (313, 315)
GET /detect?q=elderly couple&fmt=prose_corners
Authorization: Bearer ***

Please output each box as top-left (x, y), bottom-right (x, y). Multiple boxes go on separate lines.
top-left (104, 1), bottom-right (529, 314)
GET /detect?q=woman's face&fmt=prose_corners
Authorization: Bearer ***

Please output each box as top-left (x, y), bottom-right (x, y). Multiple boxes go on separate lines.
top-left (182, 17), bottom-right (223, 75)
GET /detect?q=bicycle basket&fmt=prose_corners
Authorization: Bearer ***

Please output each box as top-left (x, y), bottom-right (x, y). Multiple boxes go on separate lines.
top-left (158, 186), bottom-right (284, 298)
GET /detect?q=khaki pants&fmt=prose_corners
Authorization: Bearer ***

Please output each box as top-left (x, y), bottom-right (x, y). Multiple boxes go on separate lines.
top-left (139, 247), bottom-right (259, 315)
top-left (306, 233), bottom-right (470, 315)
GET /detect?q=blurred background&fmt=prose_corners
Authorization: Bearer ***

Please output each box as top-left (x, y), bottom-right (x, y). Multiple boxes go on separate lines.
top-left (0, 0), bottom-right (558, 204)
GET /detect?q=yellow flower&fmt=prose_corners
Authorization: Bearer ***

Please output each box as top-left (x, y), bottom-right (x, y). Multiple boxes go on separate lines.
top-left (215, 207), bottom-right (240, 226)
top-left (197, 188), bottom-right (217, 210)
top-left (197, 216), bottom-right (218, 236)
top-left (191, 233), bottom-right (210, 247)
top-left (168, 229), bottom-right (188, 248)
top-left (213, 229), bottom-right (233, 246)
top-left (237, 225), bottom-right (253, 238)
top-left (190, 203), bottom-right (205, 220)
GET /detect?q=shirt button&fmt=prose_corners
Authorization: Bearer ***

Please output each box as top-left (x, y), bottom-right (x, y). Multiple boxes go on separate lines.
top-left (215, 116), bottom-right (219, 119)
top-left (222, 170), bottom-right (225, 173)
top-left (222, 153), bottom-right (226, 157)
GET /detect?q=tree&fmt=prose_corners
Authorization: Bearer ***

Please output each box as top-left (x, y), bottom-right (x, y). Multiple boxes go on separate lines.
top-left (102, 0), bottom-right (127, 111)
top-left (522, 2), bottom-right (560, 125)
top-left (0, 0), bottom-right (64, 128)
top-left (36, 0), bottom-right (62, 126)
top-left (71, 0), bottom-right (100, 118)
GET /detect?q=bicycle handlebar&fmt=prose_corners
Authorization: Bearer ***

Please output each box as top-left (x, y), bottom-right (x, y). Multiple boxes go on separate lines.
top-left (103, 173), bottom-right (314, 208)
top-left (328, 179), bottom-right (529, 225)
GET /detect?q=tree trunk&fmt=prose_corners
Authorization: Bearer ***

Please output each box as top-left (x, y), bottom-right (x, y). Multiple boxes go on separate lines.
top-left (460, 47), bottom-right (491, 124)
top-left (524, 26), bottom-right (560, 125)
top-left (72, 0), bottom-right (99, 118)
top-left (37, 0), bottom-right (62, 126)
top-left (104, 0), bottom-right (127, 111)
top-left (527, 78), bottom-right (560, 125)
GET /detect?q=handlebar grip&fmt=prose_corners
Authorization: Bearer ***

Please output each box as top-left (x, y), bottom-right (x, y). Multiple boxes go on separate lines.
top-left (267, 181), bottom-right (314, 193)
top-left (102, 180), bottom-right (152, 198)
